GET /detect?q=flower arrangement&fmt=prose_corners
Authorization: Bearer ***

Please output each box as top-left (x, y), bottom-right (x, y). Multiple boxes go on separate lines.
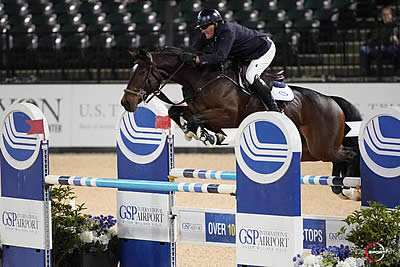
top-left (338, 201), bottom-right (400, 266)
top-left (79, 215), bottom-right (118, 254)
top-left (292, 201), bottom-right (400, 266)
top-left (51, 186), bottom-right (119, 267)
top-left (293, 245), bottom-right (365, 267)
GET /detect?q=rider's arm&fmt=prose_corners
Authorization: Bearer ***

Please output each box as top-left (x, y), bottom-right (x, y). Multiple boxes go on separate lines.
top-left (198, 28), bottom-right (235, 65)
top-left (192, 35), bottom-right (208, 51)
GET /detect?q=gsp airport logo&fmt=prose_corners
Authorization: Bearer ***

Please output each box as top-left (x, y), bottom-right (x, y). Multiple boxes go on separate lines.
top-left (117, 103), bottom-right (167, 165)
top-left (235, 112), bottom-right (301, 184)
top-left (0, 103), bottom-right (48, 170)
top-left (360, 112), bottom-right (400, 178)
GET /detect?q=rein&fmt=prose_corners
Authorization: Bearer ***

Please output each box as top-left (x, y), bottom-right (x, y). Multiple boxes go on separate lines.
top-left (124, 53), bottom-right (185, 105)
top-left (124, 49), bottom-right (246, 106)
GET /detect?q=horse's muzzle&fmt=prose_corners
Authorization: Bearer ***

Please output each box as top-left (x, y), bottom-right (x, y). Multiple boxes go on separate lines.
top-left (120, 97), bottom-right (137, 112)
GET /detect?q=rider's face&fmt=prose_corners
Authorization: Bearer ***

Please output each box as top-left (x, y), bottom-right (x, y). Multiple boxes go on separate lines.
top-left (201, 24), bottom-right (216, 39)
top-left (381, 9), bottom-right (392, 24)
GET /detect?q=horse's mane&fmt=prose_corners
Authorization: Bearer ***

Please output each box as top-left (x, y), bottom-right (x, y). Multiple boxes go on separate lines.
top-left (155, 46), bottom-right (196, 56)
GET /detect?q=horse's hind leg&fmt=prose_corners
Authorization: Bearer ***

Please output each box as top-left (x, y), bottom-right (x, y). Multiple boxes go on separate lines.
top-left (301, 105), bottom-right (358, 164)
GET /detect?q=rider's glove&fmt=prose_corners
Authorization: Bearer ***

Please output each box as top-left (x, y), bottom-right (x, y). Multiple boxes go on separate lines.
top-left (181, 53), bottom-right (197, 64)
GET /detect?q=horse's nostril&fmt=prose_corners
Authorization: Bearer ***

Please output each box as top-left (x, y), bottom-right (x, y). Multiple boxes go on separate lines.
top-left (121, 99), bottom-right (129, 109)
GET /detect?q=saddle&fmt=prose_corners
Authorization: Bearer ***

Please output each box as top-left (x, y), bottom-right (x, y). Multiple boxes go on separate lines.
top-left (238, 65), bottom-right (294, 102)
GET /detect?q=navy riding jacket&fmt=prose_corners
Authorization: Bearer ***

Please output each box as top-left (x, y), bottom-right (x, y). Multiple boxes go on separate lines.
top-left (193, 22), bottom-right (272, 65)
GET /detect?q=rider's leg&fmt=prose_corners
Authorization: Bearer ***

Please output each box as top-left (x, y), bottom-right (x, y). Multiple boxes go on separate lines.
top-left (252, 75), bottom-right (280, 111)
top-left (246, 40), bottom-right (280, 112)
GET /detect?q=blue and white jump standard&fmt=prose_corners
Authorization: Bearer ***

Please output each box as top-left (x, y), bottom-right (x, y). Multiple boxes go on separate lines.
top-left (0, 103), bottom-right (51, 267)
top-left (1, 101), bottom-right (400, 267)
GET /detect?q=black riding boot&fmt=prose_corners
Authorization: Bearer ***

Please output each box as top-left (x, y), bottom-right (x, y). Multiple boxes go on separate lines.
top-left (252, 75), bottom-right (280, 112)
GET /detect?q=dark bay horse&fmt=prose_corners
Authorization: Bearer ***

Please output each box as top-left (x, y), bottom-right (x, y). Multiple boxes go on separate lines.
top-left (120, 47), bottom-right (362, 183)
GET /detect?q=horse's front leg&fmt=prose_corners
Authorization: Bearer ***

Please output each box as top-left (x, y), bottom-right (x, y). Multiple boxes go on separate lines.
top-left (186, 108), bottom-right (234, 147)
top-left (168, 106), bottom-right (199, 141)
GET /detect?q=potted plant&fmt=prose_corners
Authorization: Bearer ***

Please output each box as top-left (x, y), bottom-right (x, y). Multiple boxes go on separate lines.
top-left (77, 215), bottom-right (119, 267)
top-left (339, 201), bottom-right (400, 266)
top-left (293, 201), bottom-right (400, 266)
top-left (50, 186), bottom-right (119, 267)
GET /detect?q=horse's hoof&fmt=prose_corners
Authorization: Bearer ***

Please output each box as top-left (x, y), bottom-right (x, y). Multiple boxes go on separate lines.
top-left (184, 131), bottom-right (197, 141)
top-left (215, 133), bottom-right (226, 145)
top-left (331, 186), bottom-right (349, 200)
top-left (342, 188), bottom-right (361, 201)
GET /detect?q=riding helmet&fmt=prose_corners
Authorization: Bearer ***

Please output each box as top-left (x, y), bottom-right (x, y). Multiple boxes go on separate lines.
top-left (196, 8), bottom-right (223, 29)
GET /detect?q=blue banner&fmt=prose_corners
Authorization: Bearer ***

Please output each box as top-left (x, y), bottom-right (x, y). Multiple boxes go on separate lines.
top-left (205, 213), bottom-right (236, 244)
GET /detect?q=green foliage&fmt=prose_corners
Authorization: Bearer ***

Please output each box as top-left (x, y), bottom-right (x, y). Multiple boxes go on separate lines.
top-left (51, 186), bottom-right (88, 267)
top-left (339, 201), bottom-right (400, 266)
top-left (51, 186), bottom-right (119, 267)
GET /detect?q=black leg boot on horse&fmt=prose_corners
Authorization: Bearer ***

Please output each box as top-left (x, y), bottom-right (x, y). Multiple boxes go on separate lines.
top-left (252, 75), bottom-right (280, 112)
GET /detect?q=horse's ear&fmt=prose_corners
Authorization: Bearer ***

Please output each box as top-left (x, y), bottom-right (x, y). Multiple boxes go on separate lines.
top-left (138, 48), bottom-right (148, 57)
top-left (138, 48), bottom-right (151, 62)
top-left (128, 51), bottom-right (137, 59)
top-left (130, 49), bottom-right (150, 61)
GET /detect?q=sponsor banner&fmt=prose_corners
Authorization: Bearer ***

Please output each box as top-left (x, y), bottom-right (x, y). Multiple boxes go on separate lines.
top-left (236, 213), bottom-right (303, 266)
top-left (325, 219), bottom-right (352, 248)
top-left (117, 191), bottom-right (170, 242)
top-left (178, 209), bottom-right (205, 244)
top-left (0, 197), bottom-right (51, 250)
top-left (177, 208), bottom-right (236, 246)
top-left (1, 83), bottom-right (399, 147)
top-left (205, 212), bottom-right (236, 244)
top-left (303, 215), bottom-right (353, 250)
top-left (303, 218), bottom-right (326, 249)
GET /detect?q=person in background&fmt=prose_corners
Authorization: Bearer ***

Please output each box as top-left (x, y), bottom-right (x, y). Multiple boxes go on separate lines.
top-left (181, 8), bottom-right (280, 112)
top-left (359, 7), bottom-right (399, 75)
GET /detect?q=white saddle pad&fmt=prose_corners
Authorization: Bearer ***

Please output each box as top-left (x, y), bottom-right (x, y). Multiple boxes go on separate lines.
top-left (238, 74), bottom-right (294, 102)
top-left (271, 84), bottom-right (294, 101)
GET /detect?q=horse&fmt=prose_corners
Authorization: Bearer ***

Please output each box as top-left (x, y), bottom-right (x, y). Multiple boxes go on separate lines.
top-left (120, 47), bottom-right (362, 198)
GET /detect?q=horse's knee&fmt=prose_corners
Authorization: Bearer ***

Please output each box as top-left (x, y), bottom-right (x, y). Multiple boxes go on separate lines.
top-left (168, 106), bottom-right (182, 121)
top-left (186, 118), bottom-right (199, 133)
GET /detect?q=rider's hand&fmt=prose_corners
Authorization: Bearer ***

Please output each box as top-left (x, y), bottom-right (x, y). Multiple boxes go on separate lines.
top-left (181, 53), bottom-right (197, 64)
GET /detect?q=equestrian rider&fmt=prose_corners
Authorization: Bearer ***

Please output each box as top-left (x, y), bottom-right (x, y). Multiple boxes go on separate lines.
top-left (181, 8), bottom-right (280, 112)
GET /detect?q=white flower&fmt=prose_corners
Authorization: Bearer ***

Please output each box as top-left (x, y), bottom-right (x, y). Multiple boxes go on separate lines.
top-left (336, 257), bottom-right (365, 267)
top-left (69, 200), bottom-right (76, 210)
top-left (98, 234), bottom-right (111, 246)
top-left (303, 255), bottom-right (323, 266)
top-left (107, 228), bottom-right (117, 237)
top-left (79, 231), bottom-right (94, 244)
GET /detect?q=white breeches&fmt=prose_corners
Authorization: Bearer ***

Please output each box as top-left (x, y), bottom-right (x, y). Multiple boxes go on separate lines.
top-left (245, 39), bottom-right (276, 84)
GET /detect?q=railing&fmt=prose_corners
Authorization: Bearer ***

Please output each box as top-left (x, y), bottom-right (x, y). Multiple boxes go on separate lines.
top-left (0, 25), bottom-right (399, 83)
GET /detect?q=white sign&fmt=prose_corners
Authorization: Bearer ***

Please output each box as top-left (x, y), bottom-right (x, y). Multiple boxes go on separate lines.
top-left (0, 83), bottom-right (399, 148)
top-left (117, 191), bottom-right (170, 242)
top-left (0, 197), bottom-right (51, 250)
top-left (236, 213), bottom-right (303, 266)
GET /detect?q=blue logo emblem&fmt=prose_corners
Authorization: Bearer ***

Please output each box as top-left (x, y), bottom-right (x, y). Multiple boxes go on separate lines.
top-left (0, 103), bottom-right (47, 170)
top-left (235, 112), bottom-right (301, 184)
top-left (117, 103), bottom-right (167, 164)
top-left (360, 114), bottom-right (400, 178)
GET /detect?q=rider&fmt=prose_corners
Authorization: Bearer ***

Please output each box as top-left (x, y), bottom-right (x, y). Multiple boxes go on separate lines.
top-left (181, 8), bottom-right (280, 112)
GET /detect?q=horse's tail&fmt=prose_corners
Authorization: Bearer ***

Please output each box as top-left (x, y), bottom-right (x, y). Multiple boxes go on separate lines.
top-left (331, 96), bottom-right (362, 138)
top-left (331, 96), bottom-right (362, 178)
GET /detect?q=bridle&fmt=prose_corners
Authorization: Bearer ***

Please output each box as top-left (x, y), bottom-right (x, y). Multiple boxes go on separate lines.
top-left (124, 52), bottom-right (185, 104)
